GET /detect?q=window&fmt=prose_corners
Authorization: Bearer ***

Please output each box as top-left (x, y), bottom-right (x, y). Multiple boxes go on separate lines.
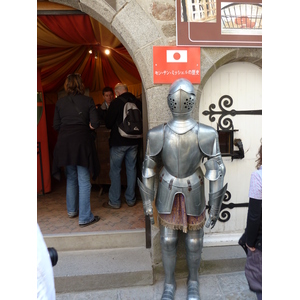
top-left (218, 130), bottom-right (233, 156)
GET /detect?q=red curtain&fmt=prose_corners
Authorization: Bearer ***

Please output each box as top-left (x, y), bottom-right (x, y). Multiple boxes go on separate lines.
top-left (37, 69), bottom-right (51, 194)
top-left (37, 15), bottom-right (141, 95)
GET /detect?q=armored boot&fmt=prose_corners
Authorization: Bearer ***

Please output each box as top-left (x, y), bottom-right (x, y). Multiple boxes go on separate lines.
top-left (161, 283), bottom-right (176, 300)
top-left (185, 229), bottom-right (204, 300)
top-left (187, 280), bottom-right (200, 300)
top-left (160, 225), bottom-right (178, 300)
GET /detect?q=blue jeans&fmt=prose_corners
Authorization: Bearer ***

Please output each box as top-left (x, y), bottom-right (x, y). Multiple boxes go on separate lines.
top-left (65, 165), bottom-right (94, 224)
top-left (109, 145), bottom-right (138, 207)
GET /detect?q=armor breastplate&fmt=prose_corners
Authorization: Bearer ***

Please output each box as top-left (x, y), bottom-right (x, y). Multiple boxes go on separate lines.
top-left (156, 124), bottom-right (206, 216)
top-left (161, 124), bottom-right (204, 178)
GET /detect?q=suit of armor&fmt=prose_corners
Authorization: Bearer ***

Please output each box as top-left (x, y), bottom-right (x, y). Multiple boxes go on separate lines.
top-left (138, 79), bottom-right (227, 300)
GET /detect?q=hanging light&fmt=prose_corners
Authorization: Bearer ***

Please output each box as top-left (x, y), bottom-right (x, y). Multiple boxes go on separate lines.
top-left (89, 49), bottom-right (93, 54)
top-left (104, 49), bottom-right (110, 55)
top-left (95, 52), bottom-right (98, 59)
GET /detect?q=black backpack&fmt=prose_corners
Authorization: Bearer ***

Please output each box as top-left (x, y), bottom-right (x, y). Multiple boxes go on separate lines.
top-left (118, 97), bottom-right (143, 139)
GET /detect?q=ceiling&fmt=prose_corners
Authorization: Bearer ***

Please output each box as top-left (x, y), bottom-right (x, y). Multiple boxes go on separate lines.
top-left (37, 12), bottom-right (142, 96)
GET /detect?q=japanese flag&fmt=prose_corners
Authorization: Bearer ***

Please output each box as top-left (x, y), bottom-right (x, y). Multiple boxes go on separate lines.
top-left (166, 50), bottom-right (187, 63)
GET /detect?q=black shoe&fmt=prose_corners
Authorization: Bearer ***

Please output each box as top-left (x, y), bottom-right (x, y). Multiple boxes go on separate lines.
top-left (102, 201), bottom-right (120, 209)
top-left (79, 216), bottom-right (100, 228)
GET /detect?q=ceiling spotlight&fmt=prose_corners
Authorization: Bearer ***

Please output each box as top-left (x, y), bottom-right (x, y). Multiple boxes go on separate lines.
top-left (104, 49), bottom-right (110, 55)
top-left (89, 49), bottom-right (92, 54)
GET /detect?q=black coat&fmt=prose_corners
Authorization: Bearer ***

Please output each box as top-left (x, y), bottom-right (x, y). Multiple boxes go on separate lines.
top-left (239, 197), bottom-right (262, 252)
top-left (52, 94), bottom-right (100, 180)
top-left (246, 198), bottom-right (262, 251)
top-left (105, 92), bottom-right (142, 148)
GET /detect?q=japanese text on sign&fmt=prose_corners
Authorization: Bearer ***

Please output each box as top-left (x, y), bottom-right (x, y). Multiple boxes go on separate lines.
top-left (153, 46), bottom-right (200, 84)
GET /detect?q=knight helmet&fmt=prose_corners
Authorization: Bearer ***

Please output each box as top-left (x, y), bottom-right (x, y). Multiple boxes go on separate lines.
top-left (167, 78), bottom-right (196, 116)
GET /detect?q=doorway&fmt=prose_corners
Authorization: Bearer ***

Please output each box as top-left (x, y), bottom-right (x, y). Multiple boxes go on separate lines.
top-left (37, 3), bottom-right (145, 234)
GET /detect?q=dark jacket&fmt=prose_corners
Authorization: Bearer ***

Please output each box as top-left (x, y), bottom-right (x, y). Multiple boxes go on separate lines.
top-left (105, 92), bottom-right (142, 148)
top-left (239, 197), bottom-right (262, 253)
top-left (97, 101), bottom-right (109, 125)
top-left (52, 94), bottom-right (100, 180)
top-left (246, 197), bottom-right (262, 251)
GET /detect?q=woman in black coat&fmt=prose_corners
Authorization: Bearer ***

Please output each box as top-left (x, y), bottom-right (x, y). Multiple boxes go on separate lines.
top-left (52, 73), bottom-right (100, 227)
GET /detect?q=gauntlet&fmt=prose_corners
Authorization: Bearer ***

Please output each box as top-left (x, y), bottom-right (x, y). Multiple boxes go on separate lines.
top-left (137, 178), bottom-right (155, 224)
top-left (205, 183), bottom-right (228, 228)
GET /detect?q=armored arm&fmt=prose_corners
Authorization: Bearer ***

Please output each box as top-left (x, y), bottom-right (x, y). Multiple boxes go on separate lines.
top-left (137, 157), bottom-right (156, 224)
top-left (204, 154), bottom-right (227, 229)
top-left (198, 124), bottom-right (227, 229)
top-left (138, 125), bottom-right (164, 224)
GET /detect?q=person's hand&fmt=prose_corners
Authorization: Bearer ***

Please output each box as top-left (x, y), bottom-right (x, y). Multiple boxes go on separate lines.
top-left (89, 122), bottom-right (95, 130)
top-left (246, 244), bottom-right (256, 252)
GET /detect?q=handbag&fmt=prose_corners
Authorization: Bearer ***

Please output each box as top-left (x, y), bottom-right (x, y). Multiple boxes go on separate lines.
top-left (238, 231), bottom-right (248, 254)
top-left (68, 96), bottom-right (96, 140)
top-left (245, 249), bottom-right (262, 293)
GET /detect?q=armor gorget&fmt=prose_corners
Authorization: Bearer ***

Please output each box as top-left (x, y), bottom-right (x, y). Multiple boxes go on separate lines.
top-left (167, 118), bottom-right (197, 134)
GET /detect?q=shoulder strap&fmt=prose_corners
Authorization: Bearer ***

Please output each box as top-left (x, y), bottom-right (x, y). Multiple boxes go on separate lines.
top-left (68, 96), bottom-right (88, 126)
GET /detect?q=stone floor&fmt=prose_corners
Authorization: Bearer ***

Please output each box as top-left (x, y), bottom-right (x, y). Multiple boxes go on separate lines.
top-left (56, 271), bottom-right (257, 300)
top-left (37, 178), bottom-right (145, 235)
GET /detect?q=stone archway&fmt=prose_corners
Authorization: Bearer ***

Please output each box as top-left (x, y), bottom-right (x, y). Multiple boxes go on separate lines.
top-left (52, 1), bottom-right (162, 87)
top-left (51, 0), bottom-right (169, 130)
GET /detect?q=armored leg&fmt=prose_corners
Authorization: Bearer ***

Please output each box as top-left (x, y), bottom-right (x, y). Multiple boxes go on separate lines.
top-left (160, 225), bottom-right (178, 300)
top-left (185, 228), bottom-right (204, 300)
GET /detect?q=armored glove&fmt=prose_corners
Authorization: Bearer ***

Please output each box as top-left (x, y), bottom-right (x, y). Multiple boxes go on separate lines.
top-left (205, 183), bottom-right (228, 229)
top-left (137, 178), bottom-right (155, 224)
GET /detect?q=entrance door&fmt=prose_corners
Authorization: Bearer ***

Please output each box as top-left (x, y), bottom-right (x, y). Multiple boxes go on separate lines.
top-left (199, 62), bottom-right (262, 236)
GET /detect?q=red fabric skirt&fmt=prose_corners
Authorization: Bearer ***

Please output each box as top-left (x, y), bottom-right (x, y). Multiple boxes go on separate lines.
top-left (158, 193), bottom-right (206, 233)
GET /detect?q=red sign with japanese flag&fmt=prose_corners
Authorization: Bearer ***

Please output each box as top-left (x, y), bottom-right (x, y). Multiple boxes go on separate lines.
top-left (153, 46), bottom-right (200, 84)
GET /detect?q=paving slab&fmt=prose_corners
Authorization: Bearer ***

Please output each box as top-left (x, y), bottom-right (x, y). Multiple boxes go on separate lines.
top-left (56, 271), bottom-right (257, 300)
top-left (54, 247), bottom-right (153, 293)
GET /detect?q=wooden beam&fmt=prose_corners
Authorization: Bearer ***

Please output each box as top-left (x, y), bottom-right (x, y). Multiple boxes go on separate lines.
top-left (37, 1), bottom-right (76, 11)
top-left (37, 1), bottom-right (85, 15)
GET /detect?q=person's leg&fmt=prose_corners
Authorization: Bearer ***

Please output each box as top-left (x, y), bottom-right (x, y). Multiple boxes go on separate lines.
top-left (160, 225), bottom-right (178, 300)
top-left (77, 165), bottom-right (94, 225)
top-left (65, 165), bottom-right (79, 217)
top-left (108, 146), bottom-right (125, 208)
top-left (124, 145), bottom-right (138, 206)
top-left (185, 228), bottom-right (204, 300)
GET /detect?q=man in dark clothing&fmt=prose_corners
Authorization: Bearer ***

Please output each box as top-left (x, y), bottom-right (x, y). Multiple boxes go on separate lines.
top-left (104, 83), bottom-right (142, 208)
top-left (96, 86), bottom-right (114, 125)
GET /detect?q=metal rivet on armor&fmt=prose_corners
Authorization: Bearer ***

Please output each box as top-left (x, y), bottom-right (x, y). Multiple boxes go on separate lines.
top-left (159, 173), bottom-right (164, 182)
top-left (168, 178), bottom-right (174, 190)
top-left (187, 180), bottom-right (192, 191)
